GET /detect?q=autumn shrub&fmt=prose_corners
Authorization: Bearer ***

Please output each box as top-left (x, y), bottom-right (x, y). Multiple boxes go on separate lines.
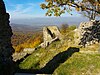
top-left (65, 25), bottom-right (76, 33)
top-left (27, 35), bottom-right (43, 48)
top-left (14, 45), bottom-right (24, 53)
top-left (60, 25), bottom-right (76, 35)
top-left (60, 24), bottom-right (69, 34)
top-left (14, 33), bottom-right (43, 52)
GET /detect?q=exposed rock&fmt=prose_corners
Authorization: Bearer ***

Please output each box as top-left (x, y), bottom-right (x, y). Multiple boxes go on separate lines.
top-left (41, 26), bottom-right (62, 48)
top-left (74, 20), bottom-right (100, 47)
top-left (12, 48), bottom-right (35, 62)
top-left (0, 0), bottom-right (15, 75)
top-left (23, 48), bottom-right (35, 52)
top-left (12, 26), bottom-right (62, 61)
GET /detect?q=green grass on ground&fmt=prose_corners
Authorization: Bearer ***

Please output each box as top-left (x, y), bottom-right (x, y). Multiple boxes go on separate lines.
top-left (19, 25), bottom-right (100, 74)
top-left (53, 53), bottom-right (100, 75)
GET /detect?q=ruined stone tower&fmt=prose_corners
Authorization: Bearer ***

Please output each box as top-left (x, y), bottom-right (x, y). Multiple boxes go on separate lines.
top-left (0, 0), bottom-right (15, 75)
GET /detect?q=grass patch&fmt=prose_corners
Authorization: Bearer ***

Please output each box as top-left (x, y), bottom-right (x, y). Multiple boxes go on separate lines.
top-left (19, 39), bottom-right (70, 70)
top-left (53, 53), bottom-right (100, 75)
top-left (19, 25), bottom-right (100, 74)
top-left (19, 48), bottom-right (45, 69)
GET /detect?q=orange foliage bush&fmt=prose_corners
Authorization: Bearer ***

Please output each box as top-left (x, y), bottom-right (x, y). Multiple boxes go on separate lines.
top-left (14, 33), bottom-right (43, 53)
top-left (26, 35), bottom-right (42, 48)
top-left (13, 45), bottom-right (24, 53)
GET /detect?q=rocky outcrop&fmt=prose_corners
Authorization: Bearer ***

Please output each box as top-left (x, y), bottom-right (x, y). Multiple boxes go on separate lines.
top-left (0, 0), bottom-right (15, 75)
top-left (12, 48), bottom-right (35, 62)
top-left (12, 26), bottom-right (62, 61)
top-left (74, 20), bottom-right (100, 47)
top-left (40, 26), bottom-right (62, 48)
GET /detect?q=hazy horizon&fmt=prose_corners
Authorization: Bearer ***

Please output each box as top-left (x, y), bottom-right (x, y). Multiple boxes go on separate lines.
top-left (10, 17), bottom-right (89, 26)
top-left (4, 0), bottom-right (99, 27)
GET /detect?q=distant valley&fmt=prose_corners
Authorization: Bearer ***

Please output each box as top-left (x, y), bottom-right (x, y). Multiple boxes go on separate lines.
top-left (10, 17), bottom-right (89, 26)
top-left (11, 23), bottom-right (42, 32)
top-left (10, 17), bottom-right (89, 32)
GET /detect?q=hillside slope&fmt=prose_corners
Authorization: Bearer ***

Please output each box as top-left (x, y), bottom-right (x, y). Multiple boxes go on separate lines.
top-left (53, 53), bottom-right (100, 75)
top-left (17, 25), bottom-right (100, 74)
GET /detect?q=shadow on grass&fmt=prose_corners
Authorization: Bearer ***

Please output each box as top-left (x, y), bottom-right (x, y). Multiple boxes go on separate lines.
top-left (17, 47), bottom-right (79, 74)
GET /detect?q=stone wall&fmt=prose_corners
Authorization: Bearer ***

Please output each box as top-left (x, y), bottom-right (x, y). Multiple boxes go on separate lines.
top-left (0, 0), bottom-right (15, 75)
top-left (75, 20), bottom-right (100, 47)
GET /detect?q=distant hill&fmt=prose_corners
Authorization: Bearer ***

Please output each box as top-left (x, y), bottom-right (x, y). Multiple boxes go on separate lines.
top-left (10, 17), bottom-right (90, 33)
top-left (10, 23), bottom-right (42, 32)
top-left (11, 17), bottom-right (89, 26)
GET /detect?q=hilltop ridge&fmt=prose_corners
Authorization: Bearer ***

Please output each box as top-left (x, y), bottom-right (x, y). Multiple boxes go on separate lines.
top-left (13, 21), bottom-right (100, 74)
